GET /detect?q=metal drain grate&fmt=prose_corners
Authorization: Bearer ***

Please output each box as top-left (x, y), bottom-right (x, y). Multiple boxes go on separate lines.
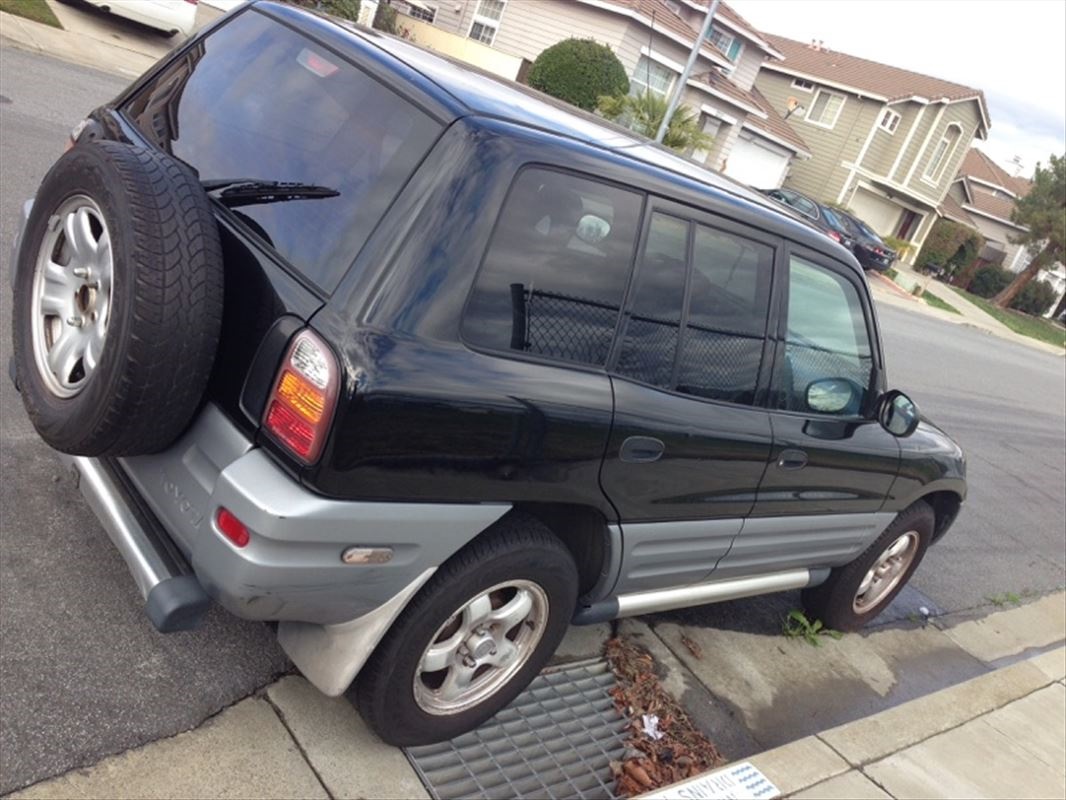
top-left (405, 659), bottom-right (628, 800)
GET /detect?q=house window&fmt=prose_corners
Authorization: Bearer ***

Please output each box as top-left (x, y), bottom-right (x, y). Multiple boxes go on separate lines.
top-left (791, 78), bottom-right (815, 92)
top-left (805, 89), bottom-right (845, 128)
top-left (924, 123), bottom-right (962, 183)
top-left (407, 3), bottom-right (436, 23)
top-left (468, 0), bottom-right (505, 45)
top-left (707, 26), bottom-right (742, 62)
top-left (878, 109), bottom-right (900, 134)
top-left (631, 56), bottom-right (676, 99)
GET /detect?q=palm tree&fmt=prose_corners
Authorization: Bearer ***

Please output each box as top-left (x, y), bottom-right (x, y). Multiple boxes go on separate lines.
top-left (597, 91), bottom-right (714, 154)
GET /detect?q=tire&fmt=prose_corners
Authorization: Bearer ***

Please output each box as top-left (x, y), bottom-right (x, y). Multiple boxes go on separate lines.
top-left (802, 500), bottom-right (935, 631)
top-left (354, 516), bottom-right (579, 746)
top-left (12, 140), bottom-right (223, 456)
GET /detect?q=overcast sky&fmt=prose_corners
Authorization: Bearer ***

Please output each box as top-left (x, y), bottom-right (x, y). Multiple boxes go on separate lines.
top-left (730, 0), bottom-right (1066, 179)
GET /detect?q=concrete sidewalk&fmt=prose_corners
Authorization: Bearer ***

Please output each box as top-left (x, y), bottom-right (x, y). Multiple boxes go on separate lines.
top-left (7, 592), bottom-right (1064, 799)
top-left (869, 267), bottom-right (1065, 356)
top-left (648, 647), bottom-right (1065, 800)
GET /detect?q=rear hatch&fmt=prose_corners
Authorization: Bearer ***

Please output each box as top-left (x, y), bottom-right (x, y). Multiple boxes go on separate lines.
top-left (100, 5), bottom-right (443, 437)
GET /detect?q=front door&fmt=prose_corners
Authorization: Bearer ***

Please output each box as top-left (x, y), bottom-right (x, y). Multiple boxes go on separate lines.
top-left (714, 249), bottom-right (900, 579)
top-left (599, 204), bottom-right (779, 594)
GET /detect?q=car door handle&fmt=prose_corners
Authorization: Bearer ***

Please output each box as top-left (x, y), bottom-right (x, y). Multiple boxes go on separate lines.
top-left (777, 448), bottom-right (808, 470)
top-left (620, 436), bottom-right (665, 463)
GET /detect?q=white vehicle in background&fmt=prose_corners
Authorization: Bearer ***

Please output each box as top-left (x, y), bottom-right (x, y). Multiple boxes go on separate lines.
top-left (82, 0), bottom-right (198, 37)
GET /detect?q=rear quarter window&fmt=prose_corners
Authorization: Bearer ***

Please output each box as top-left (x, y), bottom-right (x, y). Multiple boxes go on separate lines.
top-left (123, 9), bottom-right (442, 293)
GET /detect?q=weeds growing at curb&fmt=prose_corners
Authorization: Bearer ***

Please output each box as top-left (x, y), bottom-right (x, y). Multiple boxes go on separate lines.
top-left (782, 609), bottom-right (843, 646)
top-left (986, 591), bottom-right (1023, 607)
top-left (922, 290), bottom-right (961, 315)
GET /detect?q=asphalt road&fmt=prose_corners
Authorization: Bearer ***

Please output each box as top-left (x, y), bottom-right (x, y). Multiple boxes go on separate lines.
top-left (1, 45), bottom-right (1063, 793)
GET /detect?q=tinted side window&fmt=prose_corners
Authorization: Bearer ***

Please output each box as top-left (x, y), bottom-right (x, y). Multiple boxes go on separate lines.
top-left (123, 11), bottom-right (442, 293)
top-left (781, 190), bottom-right (818, 219)
top-left (778, 256), bottom-right (873, 415)
top-left (615, 213), bottom-right (688, 387)
top-left (462, 169), bottom-right (642, 367)
top-left (676, 225), bottom-right (773, 405)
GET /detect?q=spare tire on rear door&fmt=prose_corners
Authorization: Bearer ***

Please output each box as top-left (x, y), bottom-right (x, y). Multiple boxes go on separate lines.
top-left (12, 139), bottom-right (224, 457)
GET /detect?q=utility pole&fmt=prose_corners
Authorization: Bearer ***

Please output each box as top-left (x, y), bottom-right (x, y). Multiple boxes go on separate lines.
top-left (655, 0), bottom-right (720, 143)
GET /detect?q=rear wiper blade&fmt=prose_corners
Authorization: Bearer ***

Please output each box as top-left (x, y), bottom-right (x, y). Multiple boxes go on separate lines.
top-left (201, 179), bottom-right (340, 208)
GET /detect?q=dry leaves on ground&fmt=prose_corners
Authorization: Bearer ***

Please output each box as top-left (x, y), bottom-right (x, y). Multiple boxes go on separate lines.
top-left (605, 636), bottom-right (723, 797)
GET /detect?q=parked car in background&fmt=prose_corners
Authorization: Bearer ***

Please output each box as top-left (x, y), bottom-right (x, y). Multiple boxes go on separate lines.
top-left (80, 0), bottom-right (197, 37)
top-left (760, 187), bottom-right (855, 250)
top-left (838, 210), bottom-right (898, 272)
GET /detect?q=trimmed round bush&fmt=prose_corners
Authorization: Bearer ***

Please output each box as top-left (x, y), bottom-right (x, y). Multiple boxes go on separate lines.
top-left (969, 266), bottom-right (1013, 298)
top-left (528, 39), bottom-right (629, 111)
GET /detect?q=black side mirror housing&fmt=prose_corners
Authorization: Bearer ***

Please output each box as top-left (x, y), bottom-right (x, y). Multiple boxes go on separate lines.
top-left (878, 390), bottom-right (920, 437)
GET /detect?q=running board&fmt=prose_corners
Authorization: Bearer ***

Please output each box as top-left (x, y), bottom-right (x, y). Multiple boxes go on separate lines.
top-left (572, 568), bottom-right (829, 624)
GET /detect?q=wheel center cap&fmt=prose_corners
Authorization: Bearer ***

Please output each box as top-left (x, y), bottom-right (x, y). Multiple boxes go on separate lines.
top-left (76, 284), bottom-right (95, 314)
top-left (466, 633), bottom-right (495, 660)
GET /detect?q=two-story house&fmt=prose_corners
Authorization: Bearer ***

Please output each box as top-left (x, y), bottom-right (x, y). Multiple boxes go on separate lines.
top-left (394, 0), bottom-right (810, 188)
top-left (943, 149), bottom-right (1065, 313)
top-left (754, 35), bottom-right (990, 264)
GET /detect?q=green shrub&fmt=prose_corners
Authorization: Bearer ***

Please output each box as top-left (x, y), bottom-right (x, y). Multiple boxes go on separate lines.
top-left (293, 0), bottom-right (361, 22)
top-left (969, 266), bottom-right (1013, 298)
top-left (596, 91), bottom-right (713, 153)
top-left (1009, 279), bottom-right (1058, 316)
top-left (528, 39), bottom-right (629, 111)
top-left (916, 218), bottom-right (984, 277)
top-left (373, 0), bottom-right (397, 32)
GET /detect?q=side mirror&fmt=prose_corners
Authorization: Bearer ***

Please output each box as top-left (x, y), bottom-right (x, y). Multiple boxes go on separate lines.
top-left (878, 390), bottom-right (920, 437)
top-left (806, 378), bottom-right (860, 415)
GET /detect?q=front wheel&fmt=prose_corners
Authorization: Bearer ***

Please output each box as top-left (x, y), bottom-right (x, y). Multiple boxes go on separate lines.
top-left (802, 500), bottom-right (935, 631)
top-left (353, 516), bottom-right (578, 746)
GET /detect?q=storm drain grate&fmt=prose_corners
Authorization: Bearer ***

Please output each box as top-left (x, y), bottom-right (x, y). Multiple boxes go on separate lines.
top-left (405, 659), bottom-right (628, 800)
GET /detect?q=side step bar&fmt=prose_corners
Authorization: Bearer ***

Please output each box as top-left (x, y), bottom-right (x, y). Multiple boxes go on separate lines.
top-left (60, 454), bottom-right (211, 632)
top-left (572, 567), bottom-right (829, 624)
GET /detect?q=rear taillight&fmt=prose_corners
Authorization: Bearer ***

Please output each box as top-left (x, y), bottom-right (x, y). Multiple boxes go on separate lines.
top-left (263, 329), bottom-right (339, 464)
top-left (827, 230), bottom-right (841, 242)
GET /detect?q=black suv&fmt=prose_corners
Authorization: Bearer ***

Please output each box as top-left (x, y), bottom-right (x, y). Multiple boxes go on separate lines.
top-left (10, 2), bottom-right (965, 746)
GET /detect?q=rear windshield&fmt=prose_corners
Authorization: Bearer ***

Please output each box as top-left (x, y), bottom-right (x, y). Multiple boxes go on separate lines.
top-left (123, 10), bottom-right (442, 293)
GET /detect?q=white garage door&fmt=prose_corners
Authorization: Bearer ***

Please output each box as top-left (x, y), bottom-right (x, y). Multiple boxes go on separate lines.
top-left (724, 133), bottom-right (790, 190)
top-left (849, 188), bottom-right (902, 237)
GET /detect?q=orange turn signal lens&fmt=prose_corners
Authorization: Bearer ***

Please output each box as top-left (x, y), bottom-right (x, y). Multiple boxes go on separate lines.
top-left (276, 370), bottom-right (326, 424)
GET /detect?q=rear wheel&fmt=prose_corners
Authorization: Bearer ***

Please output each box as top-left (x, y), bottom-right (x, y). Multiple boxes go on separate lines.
top-left (802, 500), bottom-right (934, 631)
top-left (354, 516), bottom-right (578, 746)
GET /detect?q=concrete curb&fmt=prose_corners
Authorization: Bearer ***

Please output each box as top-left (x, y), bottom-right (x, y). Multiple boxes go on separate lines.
top-left (0, 9), bottom-right (160, 78)
top-left (643, 646), bottom-right (1066, 799)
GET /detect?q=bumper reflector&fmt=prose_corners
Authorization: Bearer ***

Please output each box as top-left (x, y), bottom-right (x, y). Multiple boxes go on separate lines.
top-left (216, 508), bottom-right (250, 548)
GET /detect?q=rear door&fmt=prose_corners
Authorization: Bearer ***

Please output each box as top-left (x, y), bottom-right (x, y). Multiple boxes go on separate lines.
top-left (599, 201), bottom-right (779, 594)
top-left (713, 247), bottom-right (900, 579)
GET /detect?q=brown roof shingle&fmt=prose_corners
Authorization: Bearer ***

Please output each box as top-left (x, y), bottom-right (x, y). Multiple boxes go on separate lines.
top-left (937, 193), bottom-right (974, 226)
top-left (958, 148), bottom-right (1031, 196)
top-left (967, 186), bottom-right (1022, 226)
top-left (763, 34), bottom-right (990, 129)
top-left (746, 85), bottom-right (810, 155)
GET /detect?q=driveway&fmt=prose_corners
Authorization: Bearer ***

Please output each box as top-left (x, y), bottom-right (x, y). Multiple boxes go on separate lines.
top-left (1, 44), bottom-right (1063, 795)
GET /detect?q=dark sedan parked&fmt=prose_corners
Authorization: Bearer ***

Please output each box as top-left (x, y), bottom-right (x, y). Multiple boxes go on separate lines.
top-left (760, 187), bottom-right (856, 249)
top-left (838, 210), bottom-right (898, 272)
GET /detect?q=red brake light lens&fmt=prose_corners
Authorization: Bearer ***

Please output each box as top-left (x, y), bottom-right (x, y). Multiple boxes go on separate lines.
top-left (263, 329), bottom-right (339, 464)
top-left (827, 230), bottom-right (841, 242)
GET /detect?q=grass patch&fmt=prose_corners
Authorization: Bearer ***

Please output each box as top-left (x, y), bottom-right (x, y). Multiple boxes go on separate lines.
top-left (965, 293), bottom-right (1066, 349)
top-left (884, 267), bottom-right (899, 281)
top-left (922, 289), bottom-right (961, 315)
top-left (0, 0), bottom-right (62, 27)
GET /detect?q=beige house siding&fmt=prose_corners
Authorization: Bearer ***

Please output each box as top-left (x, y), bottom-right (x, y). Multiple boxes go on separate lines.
top-left (946, 181), bottom-right (968, 206)
top-left (904, 101), bottom-right (981, 203)
top-left (487, 0), bottom-right (632, 63)
top-left (729, 45), bottom-right (765, 92)
top-left (755, 72), bottom-right (878, 203)
top-left (862, 100), bottom-right (926, 177)
top-left (967, 211), bottom-right (1026, 268)
top-left (428, 0), bottom-right (471, 36)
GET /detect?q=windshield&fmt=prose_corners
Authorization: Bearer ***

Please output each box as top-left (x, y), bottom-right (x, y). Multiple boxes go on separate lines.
top-left (821, 207), bottom-right (854, 236)
top-left (123, 10), bottom-right (442, 293)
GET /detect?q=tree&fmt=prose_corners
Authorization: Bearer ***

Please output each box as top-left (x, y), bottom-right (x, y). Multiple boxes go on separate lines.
top-left (373, 0), bottom-right (397, 33)
top-left (528, 39), bottom-right (629, 112)
top-left (596, 91), bottom-right (714, 154)
top-left (992, 154), bottom-right (1065, 308)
